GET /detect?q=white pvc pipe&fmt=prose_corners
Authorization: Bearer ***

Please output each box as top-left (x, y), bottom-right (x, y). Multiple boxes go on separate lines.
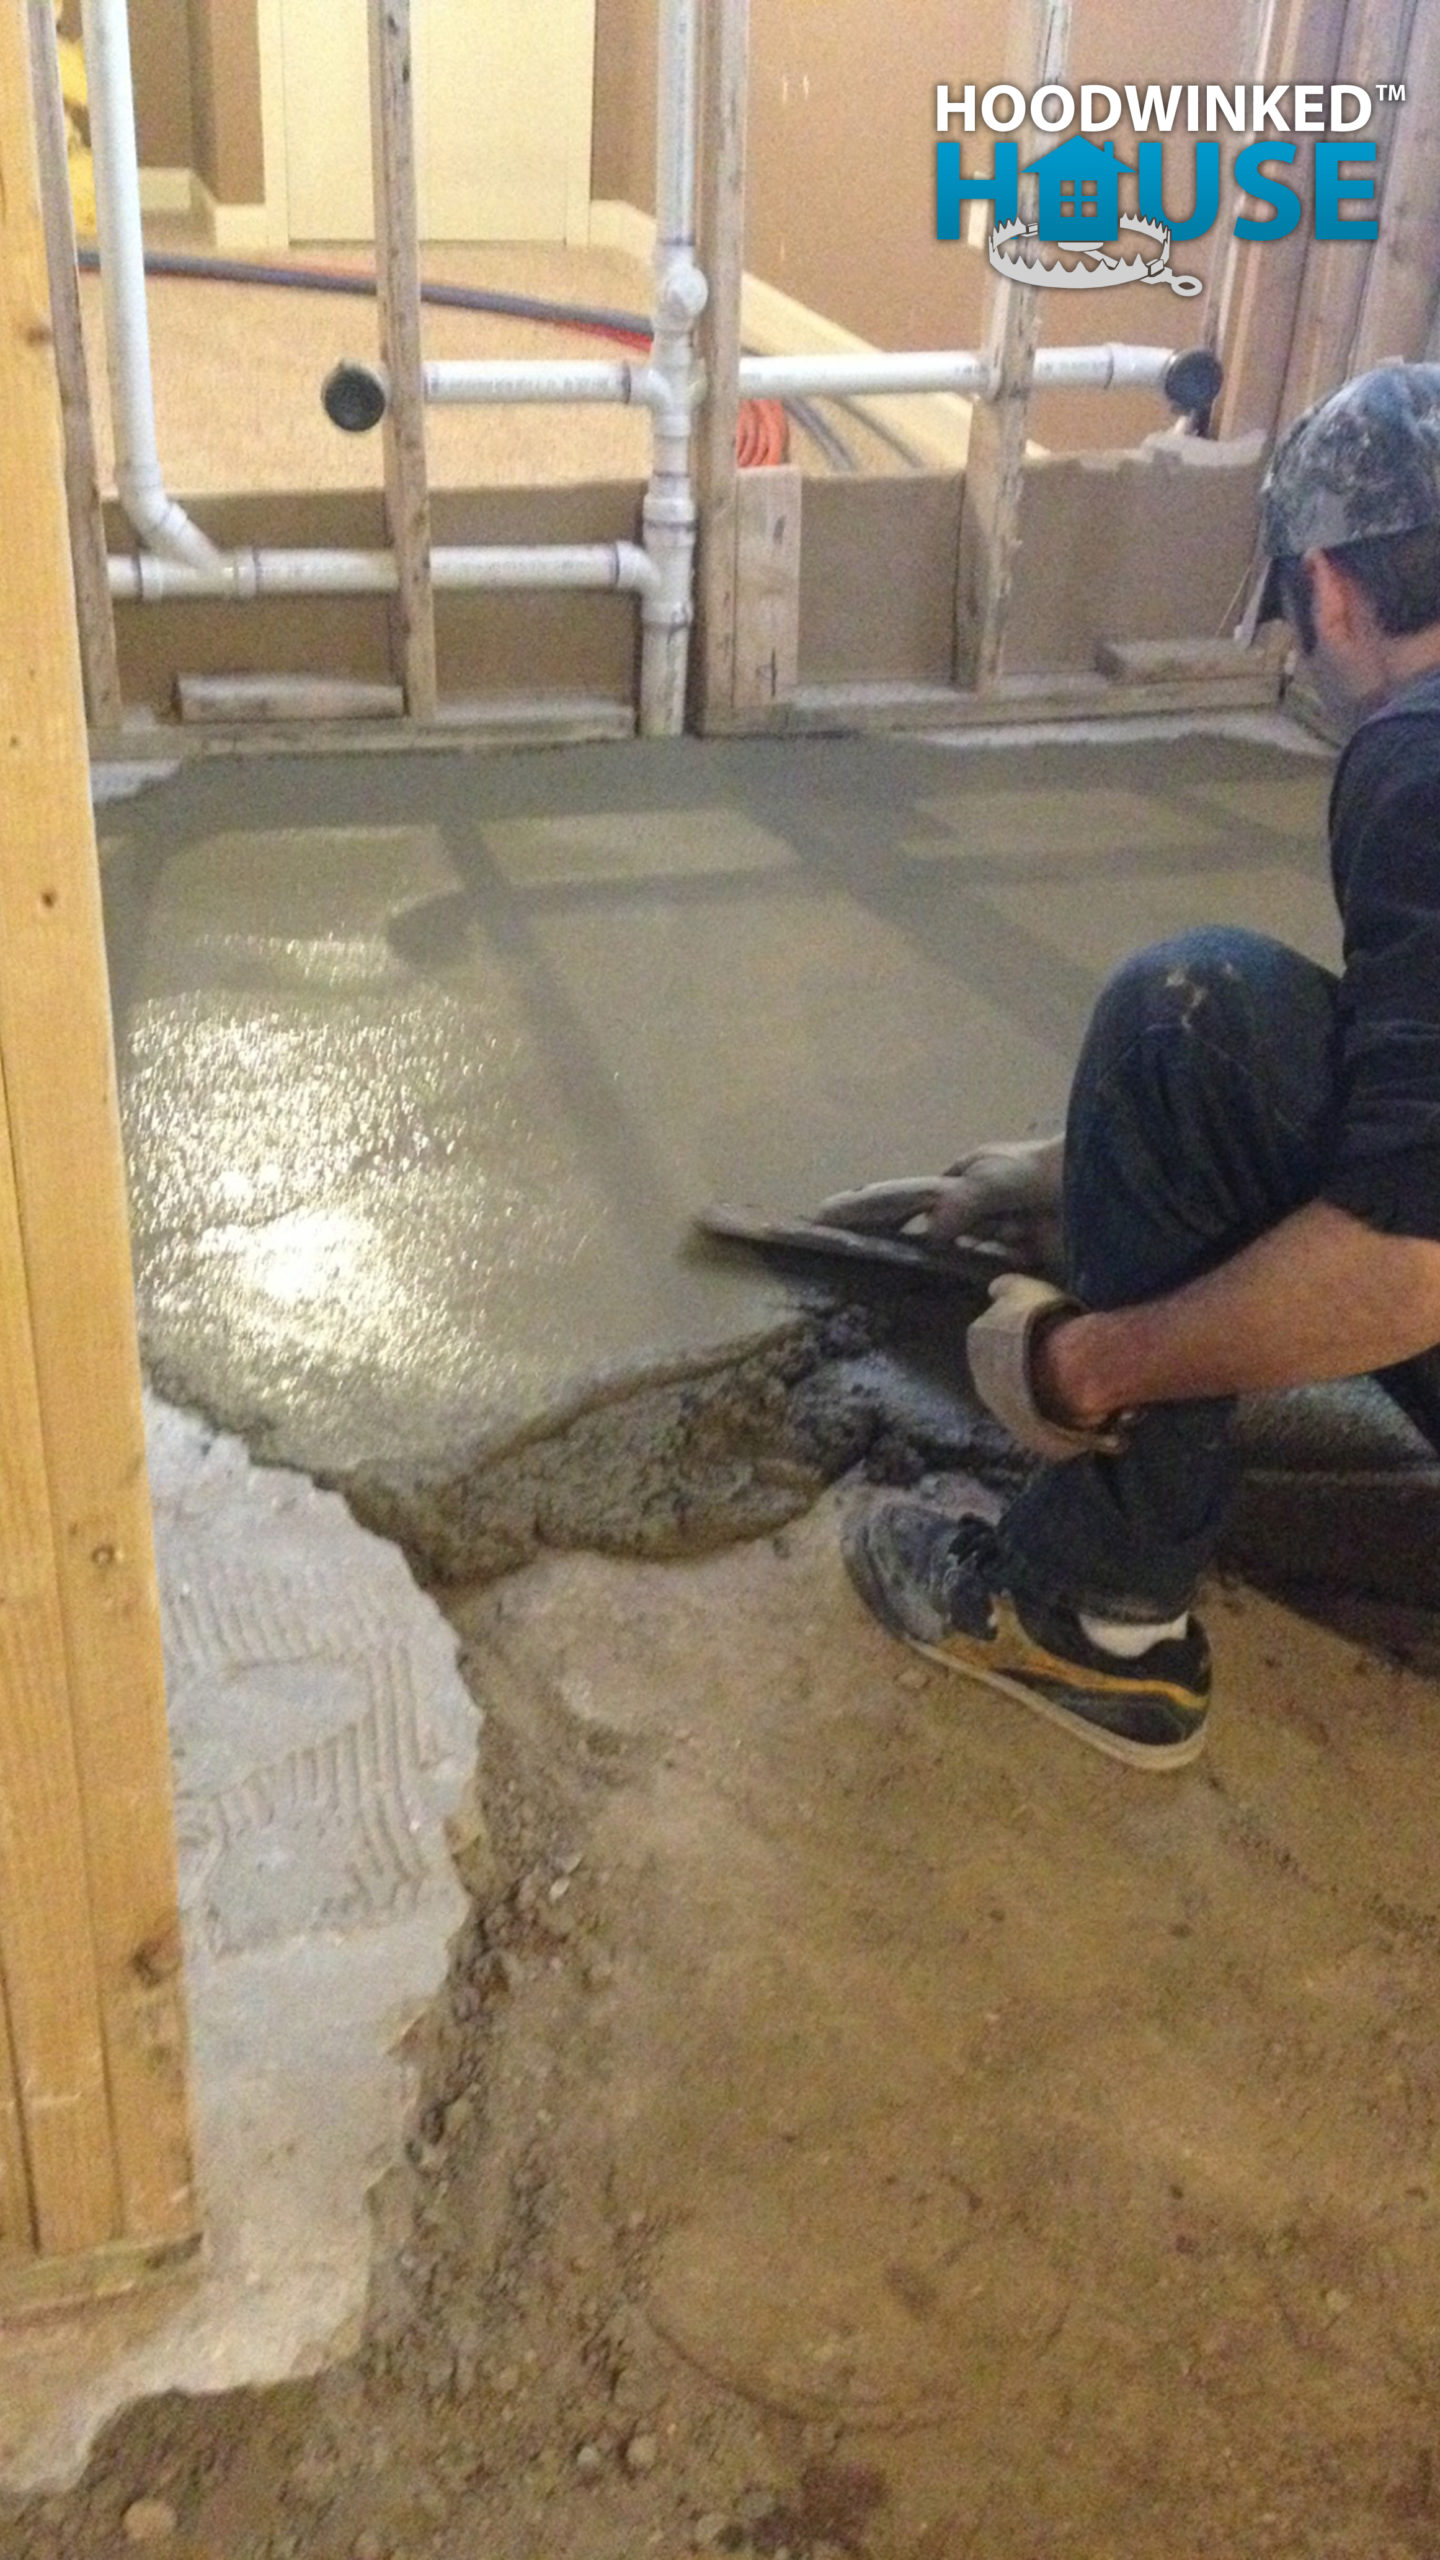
top-left (741, 353), bottom-right (991, 402)
top-left (80, 0), bottom-right (222, 571)
top-left (418, 343), bottom-right (1175, 413)
top-left (640, 0), bottom-right (707, 737)
top-left (1032, 343), bottom-right (1176, 392)
top-left (108, 543), bottom-right (660, 602)
top-left (421, 359), bottom-right (656, 407)
top-left (738, 344), bottom-right (1175, 402)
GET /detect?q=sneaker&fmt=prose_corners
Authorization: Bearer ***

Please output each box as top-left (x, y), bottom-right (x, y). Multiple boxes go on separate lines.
top-left (843, 1497), bottom-right (1209, 1770)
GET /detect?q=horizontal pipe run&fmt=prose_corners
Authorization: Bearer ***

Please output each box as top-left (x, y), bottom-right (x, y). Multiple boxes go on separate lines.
top-left (421, 358), bottom-right (657, 406)
top-left (741, 352), bottom-right (990, 402)
top-left (1030, 343), bottom-right (1179, 392)
top-left (107, 542), bottom-right (661, 602)
top-left (738, 344), bottom-right (1176, 401)
top-left (340, 342), bottom-right (1184, 425)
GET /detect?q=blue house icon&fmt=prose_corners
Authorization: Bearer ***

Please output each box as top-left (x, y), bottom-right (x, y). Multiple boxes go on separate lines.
top-left (1024, 135), bottom-right (1134, 243)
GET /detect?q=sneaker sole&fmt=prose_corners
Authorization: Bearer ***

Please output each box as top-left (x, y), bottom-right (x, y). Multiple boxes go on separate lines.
top-left (907, 1634), bottom-right (1208, 1772)
top-left (845, 1519), bottom-right (1206, 1773)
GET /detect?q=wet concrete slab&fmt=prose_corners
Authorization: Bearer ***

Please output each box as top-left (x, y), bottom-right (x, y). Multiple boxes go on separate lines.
top-left (98, 717), bottom-right (1440, 1596)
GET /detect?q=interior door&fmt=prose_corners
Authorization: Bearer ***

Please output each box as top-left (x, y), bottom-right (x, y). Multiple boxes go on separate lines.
top-left (278, 0), bottom-right (597, 244)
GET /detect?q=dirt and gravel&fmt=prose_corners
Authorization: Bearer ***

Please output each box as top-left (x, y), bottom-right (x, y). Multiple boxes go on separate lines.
top-left (5, 1477), bottom-right (1440, 2560)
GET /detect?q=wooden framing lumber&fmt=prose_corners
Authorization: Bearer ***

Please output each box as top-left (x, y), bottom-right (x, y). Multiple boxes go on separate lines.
top-left (0, 0), bottom-right (197, 2298)
top-left (175, 673), bottom-right (405, 723)
top-left (1279, 0), bottom-right (1415, 421)
top-left (954, 0), bottom-right (1071, 694)
top-left (707, 665), bottom-right (1284, 739)
top-left (0, 1955), bottom-right (35, 2257)
top-left (693, 0), bottom-right (750, 730)
top-left (1350, 0), bottom-right (1440, 373)
top-left (1212, 0), bottom-right (1348, 440)
top-left (368, 0), bottom-right (437, 722)
top-left (24, 0), bottom-right (123, 732)
top-left (732, 466), bottom-right (801, 712)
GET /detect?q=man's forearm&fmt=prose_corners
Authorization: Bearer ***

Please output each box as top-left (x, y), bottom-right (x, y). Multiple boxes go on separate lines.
top-left (1039, 1199), bottom-right (1440, 1428)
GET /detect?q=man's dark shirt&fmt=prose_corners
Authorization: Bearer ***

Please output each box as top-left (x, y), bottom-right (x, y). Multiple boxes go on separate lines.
top-left (1323, 666), bottom-right (1440, 1238)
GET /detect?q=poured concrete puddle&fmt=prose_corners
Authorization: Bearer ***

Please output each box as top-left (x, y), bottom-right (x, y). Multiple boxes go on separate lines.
top-left (15, 713), bottom-right (1440, 2547)
top-left (100, 719), bottom-right (1336, 1508)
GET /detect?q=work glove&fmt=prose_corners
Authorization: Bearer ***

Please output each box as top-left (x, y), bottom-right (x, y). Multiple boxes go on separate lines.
top-left (814, 1135), bottom-right (1066, 1282)
top-left (966, 1273), bottom-right (1129, 1462)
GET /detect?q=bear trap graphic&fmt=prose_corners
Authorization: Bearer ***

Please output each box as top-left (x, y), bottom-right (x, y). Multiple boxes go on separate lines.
top-left (987, 214), bottom-right (1204, 296)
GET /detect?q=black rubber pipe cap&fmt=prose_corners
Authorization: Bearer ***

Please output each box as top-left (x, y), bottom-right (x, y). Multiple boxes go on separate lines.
top-left (322, 362), bottom-right (388, 433)
top-left (1162, 346), bottom-right (1225, 423)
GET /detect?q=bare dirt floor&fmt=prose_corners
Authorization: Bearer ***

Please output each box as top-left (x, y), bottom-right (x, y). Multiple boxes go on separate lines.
top-left (6, 1477), bottom-right (1440, 2560)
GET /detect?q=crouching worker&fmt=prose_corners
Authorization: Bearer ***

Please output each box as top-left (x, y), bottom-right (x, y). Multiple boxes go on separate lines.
top-left (827, 363), bottom-right (1440, 1772)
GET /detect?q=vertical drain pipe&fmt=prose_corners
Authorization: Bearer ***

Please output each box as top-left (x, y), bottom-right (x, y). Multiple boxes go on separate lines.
top-left (80, 0), bottom-right (223, 571)
top-left (640, 0), bottom-right (707, 737)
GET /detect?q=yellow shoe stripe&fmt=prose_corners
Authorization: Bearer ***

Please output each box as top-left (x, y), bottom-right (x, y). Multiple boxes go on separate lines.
top-left (933, 1595), bottom-right (1204, 1717)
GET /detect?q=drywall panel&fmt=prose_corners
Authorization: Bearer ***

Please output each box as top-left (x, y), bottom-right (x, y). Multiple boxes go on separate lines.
top-left (798, 477), bottom-right (962, 687)
top-left (797, 440), bottom-right (1263, 687)
top-left (1003, 438), bottom-right (1265, 673)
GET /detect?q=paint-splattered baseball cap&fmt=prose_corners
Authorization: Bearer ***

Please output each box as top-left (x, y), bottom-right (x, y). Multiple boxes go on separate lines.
top-left (1245, 363), bottom-right (1440, 635)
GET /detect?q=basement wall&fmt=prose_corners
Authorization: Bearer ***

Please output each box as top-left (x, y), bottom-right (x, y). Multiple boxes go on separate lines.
top-left (104, 440), bottom-right (1262, 715)
top-left (184, 0), bottom-right (263, 205)
top-left (594, 0), bottom-right (1262, 455)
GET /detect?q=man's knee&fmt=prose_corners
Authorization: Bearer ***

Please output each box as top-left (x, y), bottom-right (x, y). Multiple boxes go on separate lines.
top-left (1081, 931), bottom-right (1332, 1090)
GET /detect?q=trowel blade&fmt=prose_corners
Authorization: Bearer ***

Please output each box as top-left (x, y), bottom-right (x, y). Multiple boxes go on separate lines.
top-left (694, 1204), bottom-right (1013, 1287)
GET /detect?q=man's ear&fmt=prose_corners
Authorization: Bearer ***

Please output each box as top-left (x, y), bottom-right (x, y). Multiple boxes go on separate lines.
top-left (1308, 547), bottom-right (1374, 648)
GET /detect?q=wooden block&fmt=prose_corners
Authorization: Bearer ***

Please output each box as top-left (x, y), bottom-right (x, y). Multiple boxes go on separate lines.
top-left (0, 0), bottom-right (198, 2270)
top-left (175, 673), bottom-right (405, 724)
top-left (1094, 637), bottom-right (1282, 685)
top-left (732, 465), bottom-right (801, 710)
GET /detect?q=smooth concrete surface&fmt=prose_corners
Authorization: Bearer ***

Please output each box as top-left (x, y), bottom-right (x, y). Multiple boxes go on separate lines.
top-left (95, 712), bottom-right (1440, 1595)
top-left (0, 1397), bottom-right (478, 2495)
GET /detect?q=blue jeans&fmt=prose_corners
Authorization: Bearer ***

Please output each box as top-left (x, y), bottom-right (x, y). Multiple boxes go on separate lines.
top-left (994, 927), bottom-right (1440, 1621)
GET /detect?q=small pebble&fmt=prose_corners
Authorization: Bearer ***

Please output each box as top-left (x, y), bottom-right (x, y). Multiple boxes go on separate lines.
top-left (625, 2432), bottom-right (660, 2476)
top-left (442, 2096), bottom-right (473, 2140)
top-left (1325, 2287), bottom-right (1351, 2316)
top-left (575, 2444), bottom-right (605, 2483)
top-left (121, 2502), bottom-right (176, 2546)
top-left (897, 1667), bottom-right (929, 1693)
top-left (692, 2516), bottom-right (730, 2550)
